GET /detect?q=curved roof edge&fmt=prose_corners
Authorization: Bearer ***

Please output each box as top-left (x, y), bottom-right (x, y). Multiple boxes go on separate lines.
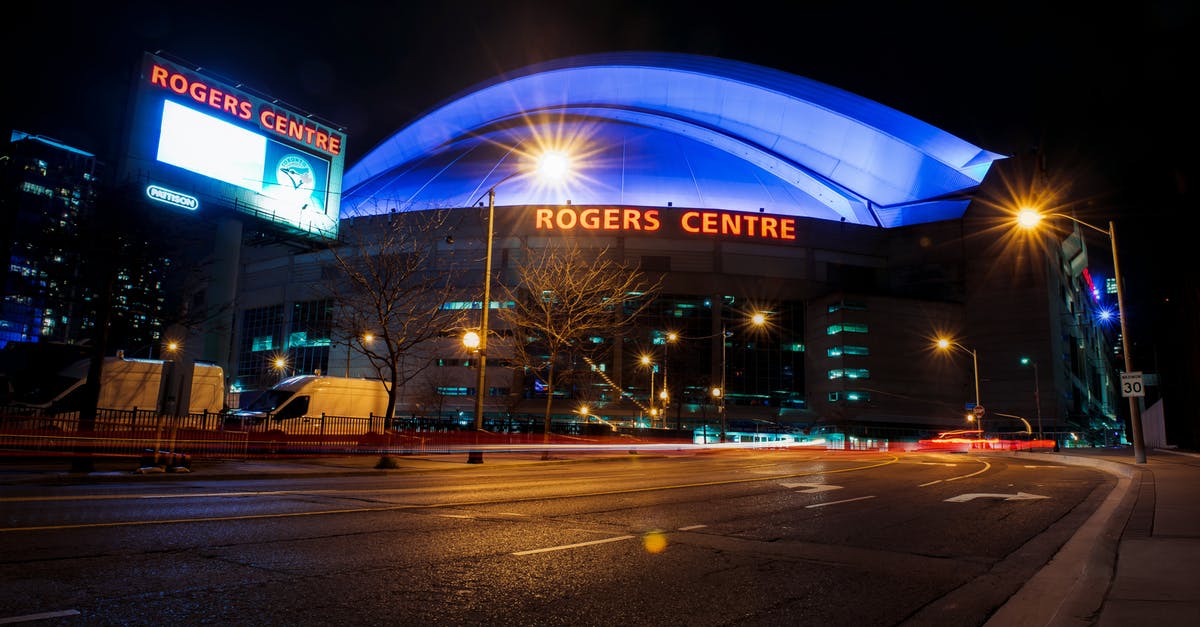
top-left (344, 52), bottom-right (1006, 228)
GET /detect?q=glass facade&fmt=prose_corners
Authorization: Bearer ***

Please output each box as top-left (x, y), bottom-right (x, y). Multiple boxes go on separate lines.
top-left (233, 299), bottom-right (332, 392)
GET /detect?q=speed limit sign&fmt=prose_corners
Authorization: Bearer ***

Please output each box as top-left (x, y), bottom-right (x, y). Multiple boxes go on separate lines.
top-left (1120, 372), bottom-right (1145, 398)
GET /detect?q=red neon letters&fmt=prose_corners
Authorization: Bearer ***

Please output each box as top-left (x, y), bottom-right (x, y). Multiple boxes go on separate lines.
top-left (148, 63), bottom-right (343, 157)
top-left (149, 64), bottom-right (252, 120)
top-left (534, 207), bottom-right (797, 241)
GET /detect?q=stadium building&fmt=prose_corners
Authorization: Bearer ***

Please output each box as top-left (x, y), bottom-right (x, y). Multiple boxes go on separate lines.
top-left (230, 53), bottom-right (1122, 442)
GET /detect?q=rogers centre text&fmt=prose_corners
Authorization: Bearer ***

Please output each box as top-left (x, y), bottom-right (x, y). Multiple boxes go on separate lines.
top-left (534, 207), bottom-right (797, 241)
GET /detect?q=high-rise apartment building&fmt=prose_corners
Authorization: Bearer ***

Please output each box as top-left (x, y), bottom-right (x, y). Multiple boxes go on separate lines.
top-left (1, 131), bottom-right (170, 354)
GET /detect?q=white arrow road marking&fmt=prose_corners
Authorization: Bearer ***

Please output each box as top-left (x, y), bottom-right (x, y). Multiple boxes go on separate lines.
top-left (806, 495), bottom-right (876, 508)
top-left (945, 492), bottom-right (1050, 503)
top-left (780, 482), bottom-right (843, 493)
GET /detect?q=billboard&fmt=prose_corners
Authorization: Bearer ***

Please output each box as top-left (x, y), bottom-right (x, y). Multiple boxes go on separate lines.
top-left (120, 52), bottom-right (345, 241)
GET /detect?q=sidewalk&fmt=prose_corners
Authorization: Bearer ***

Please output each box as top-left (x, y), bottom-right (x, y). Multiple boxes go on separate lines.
top-left (988, 447), bottom-right (1200, 627)
top-left (2, 446), bottom-right (1198, 625)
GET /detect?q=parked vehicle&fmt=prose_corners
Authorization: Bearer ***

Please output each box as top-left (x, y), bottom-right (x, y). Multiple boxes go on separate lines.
top-left (22, 352), bottom-right (225, 414)
top-left (224, 375), bottom-right (390, 434)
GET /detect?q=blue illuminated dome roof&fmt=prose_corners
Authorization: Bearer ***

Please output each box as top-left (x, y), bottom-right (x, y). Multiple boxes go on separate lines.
top-left (342, 52), bottom-right (1005, 227)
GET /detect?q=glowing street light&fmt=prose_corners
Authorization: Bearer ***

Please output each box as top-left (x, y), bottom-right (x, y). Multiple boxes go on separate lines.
top-left (466, 150), bottom-right (571, 463)
top-left (662, 331), bottom-right (678, 429)
top-left (272, 355), bottom-right (293, 381)
top-left (1017, 207), bottom-right (1145, 463)
top-left (935, 338), bottom-right (983, 433)
top-left (639, 354), bottom-right (657, 425)
top-left (344, 332), bottom-right (374, 377)
top-left (718, 311), bottom-right (768, 441)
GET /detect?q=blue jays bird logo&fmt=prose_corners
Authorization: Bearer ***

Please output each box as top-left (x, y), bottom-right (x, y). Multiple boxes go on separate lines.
top-left (276, 154), bottom-right (315, 194)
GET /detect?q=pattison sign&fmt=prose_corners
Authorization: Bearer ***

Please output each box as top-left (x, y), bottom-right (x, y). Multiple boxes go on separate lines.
top-left (533, 206), bottom-right (797, 241)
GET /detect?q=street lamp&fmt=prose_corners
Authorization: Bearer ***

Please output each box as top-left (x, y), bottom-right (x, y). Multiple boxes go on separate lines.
top-left (716, 311), bottom-right (769, 442)
top-left (711, 384), bottom-right (725, 442)
top-left (467, 150), bottom-right (571, 463)
top-left (935, 338), bottom-right (982, 433)
top-left (1017, 208), bottom-right (1146, 463)
top-left (344, 332), bottom-right (373, 377)
top-left (272, 355), bottom-right (293, 381)
top-left (662, 331), bottom-right (677, 429)
top-left (639, 354), bottom-right (658, 426)
top-left (1020, 356), bottom-right (1044, 440)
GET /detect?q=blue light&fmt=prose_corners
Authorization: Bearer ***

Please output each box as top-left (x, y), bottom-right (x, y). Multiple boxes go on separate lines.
top-left (343, 53), bottom-right (1004, 228)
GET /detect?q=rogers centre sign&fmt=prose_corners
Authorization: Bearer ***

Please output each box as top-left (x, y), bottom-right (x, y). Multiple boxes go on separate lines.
top-left (145, 60), bottom-right (343, 158)
top-left (533, 207), bottom-right (797, 241)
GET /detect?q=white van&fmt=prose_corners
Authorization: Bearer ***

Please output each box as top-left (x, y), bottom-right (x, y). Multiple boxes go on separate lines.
top-left (39, 354), bottom-right (226, 414)
top-left (225, 375), bottom-right (390, 434)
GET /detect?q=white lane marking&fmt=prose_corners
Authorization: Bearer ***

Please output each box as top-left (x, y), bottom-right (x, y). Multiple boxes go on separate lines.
top-left (945, 492), bottom-right (1050, 502)
top-left (513, 535), bottom-right (636, 555)
top-left (438, 514), bottom-right (472, 518)
top-left (0, 610), bottom-right (81, 624)
top-left (921, 462), bottom-right (958, 466)
top-left (678, 524), bottom-right (707, 531)
top-left (805, 495), bottom-right (876, 508)
top-left (497, 512), bottom-right (528, 516)
top-left (780, 482), bottom-right (842, 493)
top-left (1024, 465), bottom-right (1066, 469)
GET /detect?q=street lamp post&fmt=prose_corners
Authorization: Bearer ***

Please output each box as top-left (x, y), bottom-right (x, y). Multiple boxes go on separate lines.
top-left (1020, 357), bottom-right (1043, 440)
top-left (719, 324), bottom-right (728, 442)
top-left (664, 331), bottom-right (678, 429)
top-left (665, 312), bottom-right (767, 443)
top-left (465, 186), bottom-right (498, 465)
top-left (466, 151), bottom-right (571, 463)
top-left (639, 355), bottom-right (656, 425)
top-left (1017, 209), bottom-right (1146, 463)
top-left (344, 332), bottom-right (372, 377)
top-left (936, 338), bottom-right (982, 433)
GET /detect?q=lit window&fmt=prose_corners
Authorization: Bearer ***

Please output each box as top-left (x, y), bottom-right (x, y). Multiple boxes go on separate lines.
top-left (829, 391), bottom-right (871, 402)
top-left (827, 300), bottom-right (868, 313)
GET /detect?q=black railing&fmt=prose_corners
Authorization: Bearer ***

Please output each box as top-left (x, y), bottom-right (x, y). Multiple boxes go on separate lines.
top-left (0, 405), bottom-right (692, 460)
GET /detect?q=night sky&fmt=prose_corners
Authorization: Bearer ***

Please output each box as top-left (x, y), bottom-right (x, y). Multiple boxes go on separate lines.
top-left (4, 1), bottom-right (1195, 341)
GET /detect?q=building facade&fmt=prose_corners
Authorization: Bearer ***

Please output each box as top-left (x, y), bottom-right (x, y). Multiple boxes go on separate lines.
top-left (131, 53), bottom-right (1121, 442)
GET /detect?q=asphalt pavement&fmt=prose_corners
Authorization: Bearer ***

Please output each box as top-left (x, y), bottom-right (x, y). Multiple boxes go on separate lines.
top-left (2, 446), bottom-right (1197, 626)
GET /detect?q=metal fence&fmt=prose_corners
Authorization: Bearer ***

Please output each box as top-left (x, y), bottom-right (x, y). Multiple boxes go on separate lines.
top-left (0, 405), bottom-right (691, 460)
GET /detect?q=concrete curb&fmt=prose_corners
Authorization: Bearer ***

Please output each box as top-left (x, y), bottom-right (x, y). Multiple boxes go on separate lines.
top-left (985, 452), bottom-right (1139, 627)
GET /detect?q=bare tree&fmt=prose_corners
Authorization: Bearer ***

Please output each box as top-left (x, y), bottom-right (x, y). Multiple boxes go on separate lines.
top-left (324, 210), bottom-right (466, 420)
top-left (497, 244), bottom-right (661, 436)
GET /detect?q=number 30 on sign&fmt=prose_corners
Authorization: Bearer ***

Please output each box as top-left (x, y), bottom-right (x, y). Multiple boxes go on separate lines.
top-left (1120, 372), bottom-right (1145, 398)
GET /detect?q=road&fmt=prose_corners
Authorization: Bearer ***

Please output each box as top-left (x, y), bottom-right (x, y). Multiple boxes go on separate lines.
top-left (0, 449), bottom-right (1111, 625)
